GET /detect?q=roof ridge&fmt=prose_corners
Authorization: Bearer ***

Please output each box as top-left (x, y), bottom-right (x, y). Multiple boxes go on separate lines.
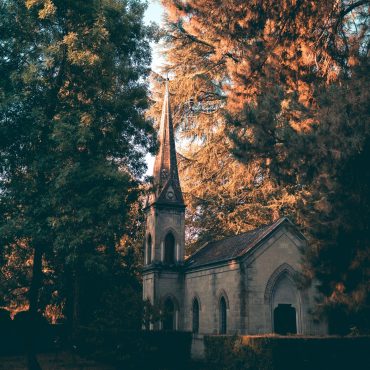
top-left (187, 217), bottom-right (290, 269)
top-left (186, 240), bottom-right (210, 260)
top-left (189, 227), bottom-right (263, 259)
top-left (212, 219), bottom-right (279, 243)
top-left (188, 218), bottom-right (284, 261)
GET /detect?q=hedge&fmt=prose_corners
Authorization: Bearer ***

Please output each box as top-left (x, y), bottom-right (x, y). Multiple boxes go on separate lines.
top-left (74, 327), bottom-right (192, 369)
top-left (204, 335), bottom-right (370, 370)
top-left (0, 311), bottom-right (192, 369)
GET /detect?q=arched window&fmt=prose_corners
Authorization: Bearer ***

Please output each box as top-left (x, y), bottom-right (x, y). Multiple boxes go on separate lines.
top-left (163, 298), bottom-right (175, 331)
top-left (192, 298), bottom-right (200, 334)
top-left (146, 234), bottom-right (152, 265)
top-left (164, 233), bottom-right (175, 264)
top-left (219, 296), bottom-right (227, 334)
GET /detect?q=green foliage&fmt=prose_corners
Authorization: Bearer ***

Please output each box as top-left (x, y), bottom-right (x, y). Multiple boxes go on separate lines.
top-left (142, 299), bottom-right (162, 330)
top-left (204, 335), bottom-right (263, 370)
top-left (81, 250), bottom-right (144, 330)
top-left (74, 327), bottom-right (192, 370)
top-left (0, 0), bottom-right (155, 325)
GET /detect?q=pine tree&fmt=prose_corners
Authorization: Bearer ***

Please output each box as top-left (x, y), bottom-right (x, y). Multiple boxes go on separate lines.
top-left (158, 0), bottom-right (370, 331)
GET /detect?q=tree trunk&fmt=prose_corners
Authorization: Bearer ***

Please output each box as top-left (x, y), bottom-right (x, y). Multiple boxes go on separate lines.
top-left (73, 271), bottom-right (80, 330)
top-left (65, 269), bottom-right (81, 334)
top-left (27, 245), bottom-right (43, 370)
top-left (29, 246), bottom-right (43, 315)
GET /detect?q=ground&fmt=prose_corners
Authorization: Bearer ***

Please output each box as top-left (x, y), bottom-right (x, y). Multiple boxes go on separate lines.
top-left (0, 352), bottom-right (114, 370)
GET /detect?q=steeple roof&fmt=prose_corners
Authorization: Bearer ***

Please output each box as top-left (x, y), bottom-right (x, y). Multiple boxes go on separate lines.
top-left (150, 81), bottom-right (184, 207)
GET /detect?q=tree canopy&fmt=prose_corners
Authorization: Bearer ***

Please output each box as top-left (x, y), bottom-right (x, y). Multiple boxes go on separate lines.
top-left (154, 0), bottom-right (370, 332)
top-left (0, 0), bottom-right (155, 330)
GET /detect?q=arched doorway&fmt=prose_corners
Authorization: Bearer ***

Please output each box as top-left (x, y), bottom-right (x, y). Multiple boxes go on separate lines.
top-left (274, 304), bottom-right (297, 335)
top-left (163, 298), bottom-right (175, 330)
top-left (164, 233), bottom-right (175, 264)
top-left (271, 273), bottom-right (300, 334)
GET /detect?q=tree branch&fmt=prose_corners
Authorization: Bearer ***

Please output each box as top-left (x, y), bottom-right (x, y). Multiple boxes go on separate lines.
top-left (333, 0), bottom-right (369, 34)
top-left (341, 1), bottom-right (368, 18)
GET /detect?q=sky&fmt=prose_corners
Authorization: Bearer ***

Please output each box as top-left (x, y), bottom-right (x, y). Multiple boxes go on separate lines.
top-left (144, 1), bottom-right (165, 175)
top-left (144, 0), bottom-right (164, 27)
top-left (144, 1), bottom-right (166, 74)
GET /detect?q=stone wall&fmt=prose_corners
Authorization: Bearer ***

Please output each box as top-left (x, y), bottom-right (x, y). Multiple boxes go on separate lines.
top-left (145, 222), bottom-right (327, 335)
top-left (242, 225), bottom-right (327, 335)
top-left (184, 262), bottom-right (241, 334)
top-left (181, 225), bottom-right (327, 335)
top-left (144, 206), bottom-right (185, 264)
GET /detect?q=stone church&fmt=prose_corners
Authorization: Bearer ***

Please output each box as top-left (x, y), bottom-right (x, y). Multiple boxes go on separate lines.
top-left (143, 82), bottom-right (327, 336)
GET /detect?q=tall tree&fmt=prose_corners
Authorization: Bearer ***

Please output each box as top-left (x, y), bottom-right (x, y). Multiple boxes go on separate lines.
top-left (0, 0), bottom-right (155, 365)
top-left (157, 0), bottom-right (370, 331)
top-left (148, 73), bottom-right (293, 253)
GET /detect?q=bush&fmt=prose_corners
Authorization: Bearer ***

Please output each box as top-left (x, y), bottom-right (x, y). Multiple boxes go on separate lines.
top-left (0, 311), bottom-right (68, 355)
top-left (12, 311), bottom-right (55, 351)
top-left (204, 335), bottom-right (370, 370)
top-left (74, 327), bottom-right (192, 369)
top-left (203, 336), bottom-right (260, 370)
top-left (0, 309), bottom-right (15, 355)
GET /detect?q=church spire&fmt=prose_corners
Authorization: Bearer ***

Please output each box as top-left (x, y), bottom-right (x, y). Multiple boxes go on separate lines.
top-left (151, 80), bottom-right (184, 206)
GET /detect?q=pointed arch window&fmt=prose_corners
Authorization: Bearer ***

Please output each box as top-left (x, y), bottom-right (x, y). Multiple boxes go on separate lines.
top-left (219, 296), bottom-right (227, 334)
top-left (146, 234), bottom-right (152, 265)
top-left (164, 232), bottom-right (175, 264)
top-left (163, 298), bottom-right (175, 331)
top-left (192, 298), bottom-right (200, 334)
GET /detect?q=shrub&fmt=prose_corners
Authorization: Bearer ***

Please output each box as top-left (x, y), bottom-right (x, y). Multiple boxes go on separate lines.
top-left (74, 327), bottom-right (192, 369)
top-left (204, 335), bottom-right (370, 370)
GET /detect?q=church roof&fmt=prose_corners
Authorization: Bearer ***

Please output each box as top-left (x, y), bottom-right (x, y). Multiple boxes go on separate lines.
top-left (149, 80), bottom-right (184, 207)
top-left (186, 217), bottom-right (297, 269)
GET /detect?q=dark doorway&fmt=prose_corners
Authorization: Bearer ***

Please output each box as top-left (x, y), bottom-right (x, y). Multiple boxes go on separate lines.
top-left (163, 298), bottom-right (175, 330)
top-left (274, 304), bottom-right (297, 335)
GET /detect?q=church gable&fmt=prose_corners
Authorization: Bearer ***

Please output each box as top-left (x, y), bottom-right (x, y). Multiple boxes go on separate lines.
top-left (241, 221), bottom-right (305, 266)
top-left (155, 178), bottom-right (184, 205)
top-left (186, 217), bottom-right (304, 269)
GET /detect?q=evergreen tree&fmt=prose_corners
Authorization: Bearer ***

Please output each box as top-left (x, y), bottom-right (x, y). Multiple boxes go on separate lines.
top-left (158, 0), bottom-right (370, 331)
top-left (0, 1), bottom-right (155, 365)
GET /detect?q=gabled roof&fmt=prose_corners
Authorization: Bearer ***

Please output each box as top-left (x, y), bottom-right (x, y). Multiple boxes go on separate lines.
top-left (186, 217), bottom-right (301, 269)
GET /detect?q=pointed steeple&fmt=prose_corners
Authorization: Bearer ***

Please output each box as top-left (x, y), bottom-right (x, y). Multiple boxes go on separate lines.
top-left (151, 80), bottom-right (184, 206)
